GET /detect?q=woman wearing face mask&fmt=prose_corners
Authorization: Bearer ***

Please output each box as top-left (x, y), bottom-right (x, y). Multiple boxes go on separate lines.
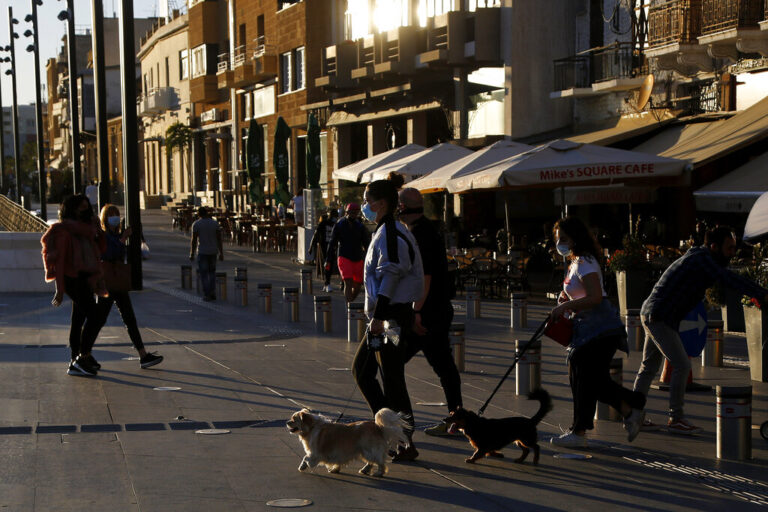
top-left (93, 205), bottom-right (163, 369)
top-left (41, 194), bottom-right (107, 377)
top-left (549, 216), bottom-right (646, 448)
top-left (352, 179), bottom-right (424, 462)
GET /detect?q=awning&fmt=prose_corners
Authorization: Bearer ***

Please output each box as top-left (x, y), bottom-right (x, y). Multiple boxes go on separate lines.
top-left (332, 144), bottom-right (426, 182)
top-left (326, 101), bottom-right (442, 127)
top-left (359, 143), bottom-right (473, 183)
top-left (554, 184), bottom-right (657, 206)
top-left (567, 112), bottom-right (673, 146)
top-left (632, 120), bottom-right (722, 156)
top-left (744, 191), bottom-right (768, 242)
top-left (634, 95), bottom-right (768, 167)
top-left (693, 151), bottom-right (768, 213)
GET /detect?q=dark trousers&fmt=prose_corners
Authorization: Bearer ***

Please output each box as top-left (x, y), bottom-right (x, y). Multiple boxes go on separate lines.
top-left (568, 335), bottom-right (646, 431)
top-left (352, 305), bottom-right (415, 430)
top-left (315, 243), bottom-right (331, 286)
top-left (197, 254), bottom-right (217, 298)
top-left (403, 302), bottom-right (462, 412)
top-left (94, 291), bottom-right (145, 352)
top-left (65, 275), bottom-right (103, 360)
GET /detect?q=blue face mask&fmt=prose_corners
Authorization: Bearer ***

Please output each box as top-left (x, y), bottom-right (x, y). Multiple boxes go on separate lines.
top-left (361, 202), bottom-right (377, 223)
top-left (107, 216), bottom-right (121, 228)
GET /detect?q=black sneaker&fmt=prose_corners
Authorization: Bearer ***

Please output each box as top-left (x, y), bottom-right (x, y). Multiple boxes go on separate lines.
top-left (140, 353), bottom-right (164, 369)
top-left (72, 357), bottom-right (98, 377)
top-left (67, 361), bottom-right (87, 376)
top-left (391, 444), bottom-right (419, 462)
top-left (84, 354), bottom-right (101, 370)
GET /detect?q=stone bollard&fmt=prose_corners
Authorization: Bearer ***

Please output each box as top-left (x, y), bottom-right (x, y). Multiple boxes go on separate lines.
top-left (283, 287), bottom-right (299, 322)
top-left (510, 292), bottom-right (528, 330)
top-left (703, 319), bottom-right (724, 367)
top-left (234, 267), bottom-right (248, 306)
top-left (716, 385), bottom-right (752, 460)
top-left (515, 339), bottom-right (541, 396)
top-left (180, 265), bottom-right (192, 289)
top-left (300, 269), bottom-right (313, 295)
top-left (257, 283), bottom-right (272, 314)
top-left (215, 272), bottom-right (227, 301)
top-left (625, 309), bottom-right (643, 352)
top-left (595, 358), bottom-right (623, 421)
top-left (347, 302), bottom-right (366, 343)
top-left (314, 295), bottom-right (332, 334)
top-left (449, 323), bottom-right (466, 372)
top-left (466, 286), bottom-right (480, 320)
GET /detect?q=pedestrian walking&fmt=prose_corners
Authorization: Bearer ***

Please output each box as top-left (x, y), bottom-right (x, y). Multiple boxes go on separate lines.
top-left (633, 226), bottom-right (768, 434)
top-left (352, 179), bottom-right (424, 461)
top-left (548, 216), bottom-right (646, 448)
top-left (326, 203), bottom-right (370, 300)
top-left (189, 207), bottom-right (224, 301)
top-left (291, 193), bottom-right (304, 226)
top-left (41, 194), bottom-right (107, 377)
top-left (308, 211), bottom-right (335, 288)
top-left (92, 205), bottom-right (163, 369)
top-left (85, 180), bottom-right (98, 213)
top-left (397, 188), bottom-right (463, 436)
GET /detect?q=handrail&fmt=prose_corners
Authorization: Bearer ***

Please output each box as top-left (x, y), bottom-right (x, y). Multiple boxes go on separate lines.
top-left (0, 195), bottom-right (48, 233)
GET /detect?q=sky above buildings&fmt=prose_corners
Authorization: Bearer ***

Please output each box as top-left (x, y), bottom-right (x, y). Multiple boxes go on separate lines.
top-left (0, 0), bottom-right (162, 107)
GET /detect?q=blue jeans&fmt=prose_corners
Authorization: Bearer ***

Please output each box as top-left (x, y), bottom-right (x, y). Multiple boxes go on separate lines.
top-left (197, 254), bottom-right (217, 298)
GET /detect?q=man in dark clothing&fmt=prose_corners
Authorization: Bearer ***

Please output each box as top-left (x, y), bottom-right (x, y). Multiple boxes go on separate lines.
top-left (308, 211), bottom-right (336, 289)
top-left (326, 203), bottom-right (370, 301)
top-left (398, 188), bottom-right (463, 436)
top-left (634, 226), bottom-right (768, 434)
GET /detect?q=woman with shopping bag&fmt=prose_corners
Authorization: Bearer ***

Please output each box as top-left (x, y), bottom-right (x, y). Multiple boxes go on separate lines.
top-left (93, 205), bottom-right (163, 369)
top-left (548, 216), bottom-right (645, 448)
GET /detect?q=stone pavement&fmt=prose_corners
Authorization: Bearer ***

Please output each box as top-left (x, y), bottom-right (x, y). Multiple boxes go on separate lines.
top-left (1, 210), bottom-right (767, 512)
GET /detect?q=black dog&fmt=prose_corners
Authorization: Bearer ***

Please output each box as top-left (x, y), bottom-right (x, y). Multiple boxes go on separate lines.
top-left (444, 388), bottom-right (552, 464)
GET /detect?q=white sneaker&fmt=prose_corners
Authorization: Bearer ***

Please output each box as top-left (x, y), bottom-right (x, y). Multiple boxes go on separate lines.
top-left (323, 285), bottom-right (332, 292)
top-left (550, 431), bottom-right (588, 449)
top-left (623, 409), bottom-right (644, 443)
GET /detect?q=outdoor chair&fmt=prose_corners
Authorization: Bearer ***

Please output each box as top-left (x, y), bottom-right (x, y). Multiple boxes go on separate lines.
top-left (471, 257), bottom-right (504, 298)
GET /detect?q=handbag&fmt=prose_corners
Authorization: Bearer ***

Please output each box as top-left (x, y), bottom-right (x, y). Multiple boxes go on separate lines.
top-left (543, 316), bottom-right (574, 347)
top-left (101, 261), bottom-right (132, 293)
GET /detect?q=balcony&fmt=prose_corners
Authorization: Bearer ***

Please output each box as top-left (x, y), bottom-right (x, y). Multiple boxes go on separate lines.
top-left (351, 35), bottom-right (376, 80)
top-left (190, 75), bottom-right (219, 104)
top-left (233, 39), bottom-right (277, 87)
top-left (188, 0), bottom-right (219, 49)
top-left (551, 43), bottom-right (644, 98)
top-left (137, 87), bottom-right (178, 117)
top-left (315, 42), bottom-right (357, 89)
top-left (647, 0), bottom-right (711, 72)
top-left (416, 11), bottom-right (467, 67)
top-left (699, 0), bottom-right (768, 58)
top-left (465, 7), bottom-right (501, 63)
top-left (373, 26), bottom-right (426, 76)
top-left (217, 53), bottom-right (233, 89)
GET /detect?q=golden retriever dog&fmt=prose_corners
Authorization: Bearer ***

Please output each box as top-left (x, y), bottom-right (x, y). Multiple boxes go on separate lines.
top-left (286, 408), bottom-right (409, 477)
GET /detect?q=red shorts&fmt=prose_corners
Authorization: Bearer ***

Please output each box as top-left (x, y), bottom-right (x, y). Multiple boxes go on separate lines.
top-left (337, 256), bottom-right (364, 283)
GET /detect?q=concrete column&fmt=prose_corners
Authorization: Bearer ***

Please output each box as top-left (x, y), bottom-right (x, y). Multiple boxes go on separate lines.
top-left (219, 137), bottom-right (230, 190)
top-left (407, 112), bottom-right (428, 146)
top-left (367, 119), bottom-right (387, 157)
top-left (206, 139), bottom-right (216, 192)
top-left (453, 68), bottom-right (468, 140)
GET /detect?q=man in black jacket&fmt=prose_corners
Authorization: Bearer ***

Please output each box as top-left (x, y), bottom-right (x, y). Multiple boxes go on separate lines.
top-left (398, 188), bottom-right (463, 436)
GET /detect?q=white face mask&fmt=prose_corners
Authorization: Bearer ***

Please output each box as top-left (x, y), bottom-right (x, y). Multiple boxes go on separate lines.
top-left (555, 242), bottom-right (571, 257)
top-left (107, 216), bottom-right (121, 228)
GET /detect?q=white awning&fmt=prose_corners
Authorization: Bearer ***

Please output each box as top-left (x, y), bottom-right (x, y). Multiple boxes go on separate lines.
top-left (694, 151), bottom-right (768, 213)
top-left (359, 143), bottom-right (473, 183)
top-left (332, 144), bottom-right (426, 183)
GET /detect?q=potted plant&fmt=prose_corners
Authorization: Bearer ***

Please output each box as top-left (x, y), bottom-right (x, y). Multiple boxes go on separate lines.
top-left (607, 233), bottom-right (655, 317)
top-left (741, 249), bottom-right (768, 382)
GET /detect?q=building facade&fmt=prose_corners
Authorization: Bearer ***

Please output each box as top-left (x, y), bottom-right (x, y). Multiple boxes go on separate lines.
top-left (2, 105), bottom-right (38, 159)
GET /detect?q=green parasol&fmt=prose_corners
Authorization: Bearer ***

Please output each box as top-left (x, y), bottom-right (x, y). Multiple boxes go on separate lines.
top-left (246, 119), bottom-right (264, 204)
top-left (306, 113), bottom-right (321, 189)
top-left (273, 116), bottom-right (292, 206)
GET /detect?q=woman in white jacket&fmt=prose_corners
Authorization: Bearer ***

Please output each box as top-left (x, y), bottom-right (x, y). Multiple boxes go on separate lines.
top-left (352, 179), bottom-right (424, 462)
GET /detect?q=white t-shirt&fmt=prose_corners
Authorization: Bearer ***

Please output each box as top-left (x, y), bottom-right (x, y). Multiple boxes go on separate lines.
top-left (564, 255), bottom-right (606, 300)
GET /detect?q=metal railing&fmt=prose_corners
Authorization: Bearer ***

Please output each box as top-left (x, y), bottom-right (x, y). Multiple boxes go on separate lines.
top-left (701, 0), bottom-right (764, 34)
top-left (553, 43), bottom-right (637, 91)
top-left (554, 55), bottom-right (590, 91)
top-left (252, 36), bottom-right (277, 58)
top-left (648, 0), bottom-right (702, 46)
top-left (233, 45), bottom-right (247, 67)
top-left (0, 195), bottom-right (48, 232)
top-left (217, 53), bottom-right (230, 73)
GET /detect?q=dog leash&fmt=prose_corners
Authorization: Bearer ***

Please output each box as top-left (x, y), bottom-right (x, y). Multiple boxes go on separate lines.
top-left (334, 326), bottom-right (372, 423)
top-left (477, 318), bottom-right (549, 416)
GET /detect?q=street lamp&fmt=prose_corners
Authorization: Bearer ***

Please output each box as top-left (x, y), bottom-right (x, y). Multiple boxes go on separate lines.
top-left (25, 0), bottom-right (48, 220)
top-left (57, 0), bottom-right (82, 193)
top-left (0, 46), bottom-right (7, 195)
top-left (6, 7), bottom-right (22, 206)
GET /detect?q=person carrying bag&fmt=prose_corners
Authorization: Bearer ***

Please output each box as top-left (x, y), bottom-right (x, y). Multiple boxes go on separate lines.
top-left (548, 216), bottom-right (645, 449)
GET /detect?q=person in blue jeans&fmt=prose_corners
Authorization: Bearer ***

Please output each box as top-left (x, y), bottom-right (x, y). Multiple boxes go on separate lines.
top-left (189, 207), bottom-right (223, 301)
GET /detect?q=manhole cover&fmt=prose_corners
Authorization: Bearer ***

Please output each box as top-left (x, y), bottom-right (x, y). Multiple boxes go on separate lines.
top-left (195, 429), bottom-right (231, 435)
top-left (553, 453), bottom-right (592, 460)
top-left (153, 386), bottom-right (181, 391)
top-left (266, 499), bottom-right (313, 508)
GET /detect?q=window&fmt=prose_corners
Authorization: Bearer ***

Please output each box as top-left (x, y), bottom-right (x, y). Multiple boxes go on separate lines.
top-left (280, 52), bottom-right (292, 94)
top-left (179, 49), bottom-right (189, 80)
top-left (165, 57), bottom-right (170, 87)
top-left (244, 92), bottom-right (252, 120)
top-left (191, 45), bottom-right (207, 78)
top-left (294, 47), bottom-right (305, 91)
top-left (253, 85), bottom-right (275, 118)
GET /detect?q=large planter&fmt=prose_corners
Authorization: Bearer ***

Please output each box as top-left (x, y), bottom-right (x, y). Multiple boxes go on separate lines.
top-left (743, 306), bottom-right (768, 382)
top-left (721, 287), bottom-right (746, 332)
top-left (616, 270), bottom-right (654, 317)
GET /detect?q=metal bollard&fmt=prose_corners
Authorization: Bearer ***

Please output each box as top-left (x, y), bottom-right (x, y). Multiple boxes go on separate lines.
top-left (314, 295), bottom-right (332, 334)
top-left (347, 302), bottom-right (366, 343)
top-left (595, 358), bottom-right (623, 421)
top-left (300, 269), bottom-right (313, 295)
top-left (716, 385), bottom-right (752, 460)
top-left (234, 267), bottom-right (248, 306)
top-left (515, 339), bottom-right (541, 396)
top-left (215, 272), bottom-right (227, 301)
top-left (181, 265), bottom-right (192, 289)
top-left (257, 283), bottom-right (272, 313)
top-left (449, 323), bottom-right (466, 372)
top-left (703, 319), bottom-right (724, 367)
top-left (510, 292), bottom-right (528, 329)
top-left (466, 286), bottom-right (480, 319)
top-left (282, 287), bottom-right (299, 322)
top-left (625, 309), bottom-right (643, 352)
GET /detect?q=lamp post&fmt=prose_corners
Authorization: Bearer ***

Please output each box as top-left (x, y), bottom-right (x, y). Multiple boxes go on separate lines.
top-left (25, 0), bottom-right (47, 220)
top-left (6, 7), bottom-right (22, 206)
top-left (91, 0), bottom-right (109, 210)
top-left (0, 46), bottom-right (6, 195)
top-left (58, 0), bottom-right (82, 193)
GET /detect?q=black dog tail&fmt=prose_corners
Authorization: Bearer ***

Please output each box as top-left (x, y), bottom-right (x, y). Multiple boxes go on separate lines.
top-left (528, 388), bottom-right (553, 425)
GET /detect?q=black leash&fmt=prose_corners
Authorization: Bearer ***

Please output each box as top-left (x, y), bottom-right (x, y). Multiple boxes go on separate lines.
top-left (477, 318), bottom-right (550, 416)
top-left (334, 326), bottom-right (372, 423)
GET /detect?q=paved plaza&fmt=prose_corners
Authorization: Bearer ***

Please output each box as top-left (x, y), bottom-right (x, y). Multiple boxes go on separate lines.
top-left (1, 210), bottom-right (767, 511)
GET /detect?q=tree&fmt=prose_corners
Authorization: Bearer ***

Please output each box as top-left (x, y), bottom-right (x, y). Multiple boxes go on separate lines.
top-left (165, 122), bottom-right (193, 193)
